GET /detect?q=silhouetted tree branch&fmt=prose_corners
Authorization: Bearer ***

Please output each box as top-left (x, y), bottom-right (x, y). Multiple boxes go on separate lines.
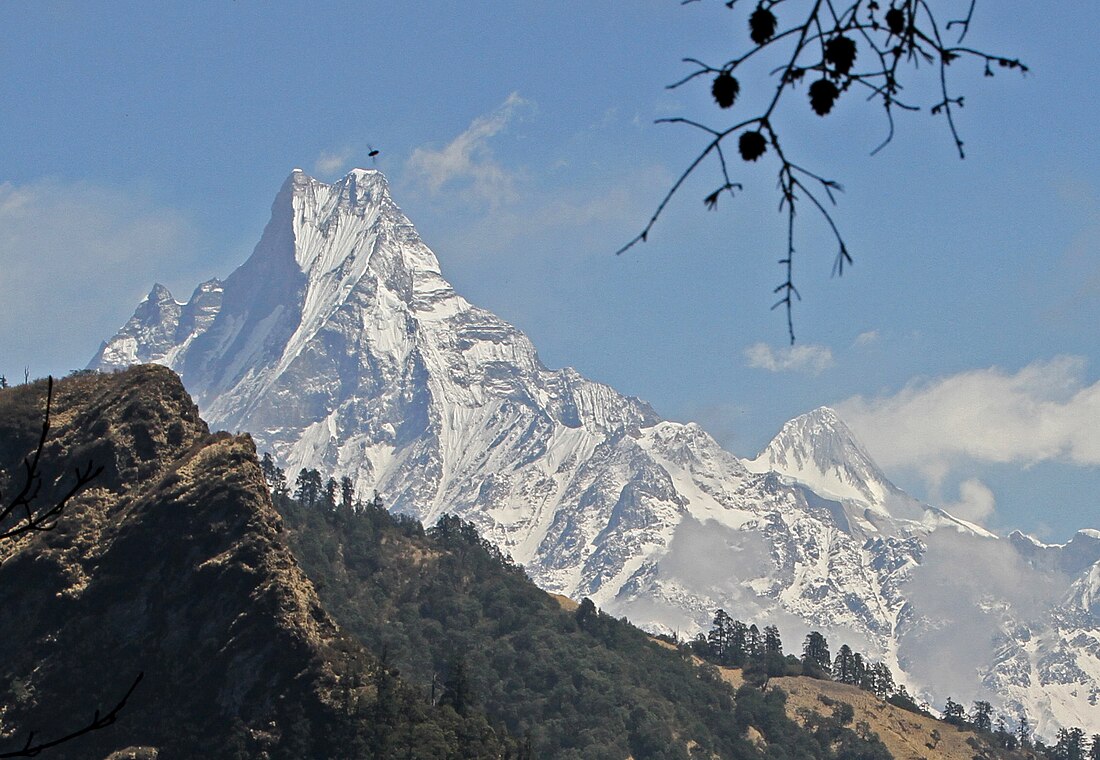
top-left (619, 0), bottom-right (1025, 342)
top-left (0, 674), bottom-right (144, 758)
top-left (0, 377), bottom-right (141, 757)
top-left (0, 378), bottom-right (103, 542)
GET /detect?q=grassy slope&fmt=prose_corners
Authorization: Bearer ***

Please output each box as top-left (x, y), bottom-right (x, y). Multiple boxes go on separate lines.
top-left (718, 668), bottom-right (1042, 760)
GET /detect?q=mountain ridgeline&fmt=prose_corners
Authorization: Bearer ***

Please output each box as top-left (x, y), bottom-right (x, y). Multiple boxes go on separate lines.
top-left (89, 168), bottom-right (1100, 738)
top-left (0, 368), bottom-right (921, 759)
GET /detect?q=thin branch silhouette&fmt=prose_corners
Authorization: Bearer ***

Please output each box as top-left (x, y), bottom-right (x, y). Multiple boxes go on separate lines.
top-left (0, 674), bottom-right (144, 758)
top-left (0, 376), bottom-right (140, 756)
top-left (620, 0), bottom-right (1025, 342)
top-left (0, 377), bottom-right (103, 542)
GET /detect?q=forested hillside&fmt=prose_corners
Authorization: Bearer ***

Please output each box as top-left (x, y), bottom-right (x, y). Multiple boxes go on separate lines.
top-left (279, 490), bottom-right (901, 759)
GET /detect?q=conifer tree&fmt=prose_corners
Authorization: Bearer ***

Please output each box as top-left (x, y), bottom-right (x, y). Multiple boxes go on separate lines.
top-left (763, 624), bottom-right (782, 656)
top-left (1054, 727), bottom-right (1087, 760)
top-left (851, 652), bottom-right (867, 686)
top-left (867, 662), bottom-right (894, 700)
top-left (339, 476), bottom-right (355, 513)
top-left (993, 715), bottom-right (1016, 750)
top-left (801, 631), bottom-right (831, 676)
top-left (369, 650), bottom-right (400, 757)
top-left (746, 623), bottom-right (763, 660)
top-left (272, 466), bottom-right (288, 499)
top-left (728, 619), bottom-right (749, 666)
top-left (833, 644), bottom-right (857, 684)
top-left (970, 700), bottom-right (993, 733)
top-left (441, 656), bottom-right (472, 716)
top-left (259, 453), bottom-right (290, 501)
top-left (260, 452), bottom-right (278, 486)
top-left (942, 697), bottom-right (966, 726)
top-left (294, 468), bottom-right (308, 506)
top-left (294, 468), bottom-right (323, 507)
top-left (706, 609), bottom-right (733, 664)
top-left (1017, 714), bottom-right (1032, 748)
top-left (690, 632), bottom-right (710, 659)
top-left (576, 597), bottom-right (598, 627)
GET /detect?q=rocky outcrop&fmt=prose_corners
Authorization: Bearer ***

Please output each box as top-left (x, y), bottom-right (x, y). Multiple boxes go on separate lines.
top-left (0, 366), bottom-right (359, 758)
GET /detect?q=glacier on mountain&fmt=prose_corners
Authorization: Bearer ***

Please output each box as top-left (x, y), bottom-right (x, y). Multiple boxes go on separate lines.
top-left (89, 168), bottom-right (1100, 738)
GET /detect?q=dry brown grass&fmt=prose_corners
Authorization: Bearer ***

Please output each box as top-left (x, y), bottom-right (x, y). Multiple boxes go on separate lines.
top-left (550, 592), bottom-right (579, 611)
top-left (714, 667), bottom-right (1018, 760)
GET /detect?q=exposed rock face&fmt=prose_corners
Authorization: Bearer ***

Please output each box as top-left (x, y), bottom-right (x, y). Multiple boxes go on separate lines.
top-left (91, 281), bottom-right (223, 370)
top-left (0, 367), bottom-right (357, 758)
top-left (88, 169), bottom-right (1100, 738)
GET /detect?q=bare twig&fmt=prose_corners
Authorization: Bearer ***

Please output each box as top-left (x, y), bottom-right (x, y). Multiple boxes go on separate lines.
top-left (0, 376), bottom-right (136, 757)
top-left (0, 673), bottom-right (144, 758)
top-left (621, 0), bottom-right (1024, 342)
top-left (0, 377), bottom-right (103, 542)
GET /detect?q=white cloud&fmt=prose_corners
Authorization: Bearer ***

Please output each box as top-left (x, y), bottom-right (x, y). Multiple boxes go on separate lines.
top-left (902, 528), bottom-right (1062, 701)
top-left (943, 478), bottom-right (996, 524)
top-left (406, 92), bottom-right (532, 206)
top-left (837, 356), bottom-right (1100, 484)
top-left (744, 342), bottom-right (834, 374)
top-left (854, 330), bottom-right (879, 346)
top-left (314, 147), bottom-right (355, 176)
top-left (0, 178), bottom-right (203, 376)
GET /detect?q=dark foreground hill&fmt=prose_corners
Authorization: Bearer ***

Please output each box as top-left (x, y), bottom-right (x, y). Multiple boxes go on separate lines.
top-left (0, 367), bottom-right (512, 758)
top-left (0, 367), bottom-right (1017, 758)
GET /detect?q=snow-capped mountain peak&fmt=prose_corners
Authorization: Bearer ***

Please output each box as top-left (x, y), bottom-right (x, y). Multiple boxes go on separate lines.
top-left (89, 169), bottom-right (1100, 739)
top-left (1010, 528), bottom-right (1100, 576)
top-left (745, 406), bottom-right (899, 512)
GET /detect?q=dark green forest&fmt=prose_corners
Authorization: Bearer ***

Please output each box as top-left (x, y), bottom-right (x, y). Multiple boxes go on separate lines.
top-left (275, 482), bottom-right (895, 759)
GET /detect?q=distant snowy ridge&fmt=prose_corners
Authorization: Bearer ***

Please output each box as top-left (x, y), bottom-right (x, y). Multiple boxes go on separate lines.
top-left (745, 407), bottom-right (894, 508)
top-left (90, 168), bottom-right (1100, 738)
top-left (93, 280), bottom-right (223, 369)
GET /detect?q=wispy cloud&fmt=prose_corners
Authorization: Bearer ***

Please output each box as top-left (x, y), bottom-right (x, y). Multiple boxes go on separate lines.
top-left (0, 178), bottom-right (202, 376)
top-left (943, 478), bottom-right (996, 524)
top-left (406, 92), bottom-right (532, 206)
top-left (854, 330), bottom-right (879, 347)
top-left (314, 147), bottom-right (355, 176)
top-left (837, 356), bottom-right (1100, 485)
top-left (744, 342), bottom-right (834, 374)
top-left (902, 528), bottom-right (1062, 701)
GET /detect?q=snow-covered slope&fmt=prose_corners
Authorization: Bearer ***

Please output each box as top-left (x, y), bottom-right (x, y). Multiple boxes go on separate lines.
top-left (743, 406), bottom-right (942, 536)
top-left (746, 407), bottom-right (897, 509)
top-left (91, 279), bottom-right (223, 369)
top-left (90, 168), bottom-right (1100, 739)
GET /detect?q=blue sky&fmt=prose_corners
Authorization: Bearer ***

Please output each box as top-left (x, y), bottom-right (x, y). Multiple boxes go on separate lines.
top-left (2, 1), bottom-right (1098, 539)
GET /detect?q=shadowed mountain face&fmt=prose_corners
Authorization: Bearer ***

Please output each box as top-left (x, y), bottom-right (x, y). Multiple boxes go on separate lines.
top-left (0, 367), bottom-right (365, 758)
top-left (88, 170), bottom-right (1100, 738)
